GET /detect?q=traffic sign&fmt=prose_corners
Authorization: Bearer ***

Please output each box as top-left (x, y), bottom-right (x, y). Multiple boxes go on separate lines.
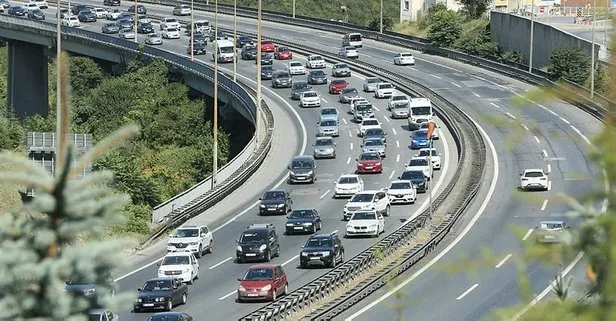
top-left (539, 6), bottom-right (545, 13)
top-left (576, 7), bottom-right (582, 17)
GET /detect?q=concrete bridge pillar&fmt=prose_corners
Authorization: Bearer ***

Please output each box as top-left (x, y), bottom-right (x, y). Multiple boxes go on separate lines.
top-left (6, 40), bottom-right (49, 118)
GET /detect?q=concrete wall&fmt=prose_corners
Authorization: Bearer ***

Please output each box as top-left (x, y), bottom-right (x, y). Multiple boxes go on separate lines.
top-left (490, 11), bottom-right (599, 69)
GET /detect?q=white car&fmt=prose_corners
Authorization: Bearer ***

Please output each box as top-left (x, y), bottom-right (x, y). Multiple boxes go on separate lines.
top-left (92, 7), bottom-right (108, 18)
top-left (145, 33), bottom-right (163, 45)
top-left (349, 97), bottom-right (369, 114)
top-left (520, 169), bottom-right (549, 191)
top-left (388, 93), bottom-right (409, 110)
top-left (30, 0), bottom-right (47, 9)
top-left (359, 118), bottom-right (381, 137)
top-left (393, 52), bottom-right (415, 65)
top-left (417, 148), bottom-right (441, 170)
top-left (157, 252), bottom-right (199, 284)
top-left (61, 16), bottom-right (80, 27)
top-left (339, 46), bottom-right (359, 59)
top-left (334, 174), bottom-right (364, 198)
top-left (24, 2), bottom-right (39, 12)
top-left (305, 54), bottom-right (326, 69)
top-left (406, 156), bottom-right (432, 179)
top-left (363, 77), bottom-right (381, 92)
top-left (419, 121), bottom-right (440, 139)
top-left (167, 224), bottom-right (213, 257)
top-left (299, 91), bottom-right (321, 107)
top-left (106, 10), bottom-right (123, 20)
top-left (535, 220), bottom-right (568, 243)
top-left (118, 29), bottom-right (136, 39)
top-left (374, 82), bottom-right (396, 98)
top-left (345, 210), bottom-right (385, 237)
top-left (160, 17), bottom-right (180, 30)
top-left (173, 4), bottom-right (191, 16)
top-left (286, 61), bottom-right (306, 75)
top-left (386, 180), bottom-right (416, 204)
top-left (342, 190), bottom-right (390, 220)
top-left (162, 27), bottom-right (180, 39)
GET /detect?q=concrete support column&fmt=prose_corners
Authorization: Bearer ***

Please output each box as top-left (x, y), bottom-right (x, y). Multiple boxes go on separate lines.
top-left (7, 40), bottom-right (49, 118)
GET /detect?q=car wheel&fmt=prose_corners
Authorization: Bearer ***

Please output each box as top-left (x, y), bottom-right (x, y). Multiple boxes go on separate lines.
top-left (187, 277), bottom-right (193, 285)
top-left (318, 222), bottom-right (322, 231)
top-left (283, 283), bottom-right (288, 295)
top-left (196, 245), bottom-right (202, 258)
top-left (311, 224), bottom-right (316, 234)
top-left (207, 240), bottom-right (213, 254)
top-left (181, 293), bottom-right (187, 305)
top-left (340, 251), bottom-right (344, 263)
top-left (133, 307), bottom-right (141, 313)
top-left (384, 205), bottom-right (390, 216)
top-left (330, 256), bottom-right (337, 268)
top-left (166, 300), bottom-right (173, 311)
top-left (237, 257), bottom-right (243, 263)
top-left (265, 250), bottom-right (271, 262)
top-left (271, 289), bottom-right (277, 301)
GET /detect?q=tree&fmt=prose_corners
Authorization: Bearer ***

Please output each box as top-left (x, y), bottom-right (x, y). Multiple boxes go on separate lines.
top-left (547, 47), bottom-right (591, 85)
top-left (458, 0), bottom-right (491, 20)
top-left (453, 19), bottom-right (498, 57)
top-left (418, 2), bottom-right (448, 29)
top-left (0, 113), bottom-right (25, 150)
top-left (427, 10), bottom-right (463, 48)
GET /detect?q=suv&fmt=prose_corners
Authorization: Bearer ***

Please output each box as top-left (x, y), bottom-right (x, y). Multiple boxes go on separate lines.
top-left (259, 189), bottom-right (293, 215)
top-left (236, 224), bottom-right (280, 263)
top-left (167, 225), bottom-right (213, 258)
top-left (288, 155), bottom-right (317, 184)
top-left (127, 4), bottom-right (146, 14)
top-left (237, 264), bottom-right (288, 302)
top-left (157, 252), bottom-right (199, 284)
top-left (271, 70), bottom-right (292, 88)
top-left (342, 190), bottom-right (390, 220)
top-left (300, 232), bottom-right (344, 268)
top-left (103, 0), bottom-right (120, 6)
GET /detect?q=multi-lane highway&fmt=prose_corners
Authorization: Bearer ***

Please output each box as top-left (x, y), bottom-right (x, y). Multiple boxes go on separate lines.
top-left (8, 2), bottom-right (605, 320)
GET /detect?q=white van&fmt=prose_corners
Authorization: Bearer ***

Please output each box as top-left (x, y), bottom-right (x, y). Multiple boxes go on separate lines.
top-left (214, 39), bottom-right (235, 63)
top-left (194, 20), bottom-right (210, 33)
top-left (407, 98), bottom-right (434, 130)
top-left (342, 33), bottom-right (362, 48)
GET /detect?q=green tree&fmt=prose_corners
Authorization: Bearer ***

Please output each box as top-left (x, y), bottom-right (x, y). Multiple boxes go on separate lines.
top-left (547, 47), bottom-right (591, 85)
top-left (68, 56), bottom-right (106, 97)
top-left (458, 0), bottom-right (491, 20)
top-left (418, 2), bottom-right (448, 29)
top-left (0, 113), bottom-right (25, 150)
top-left (454, 19), bottom-right (498, 57)
top-left (140, 145), bottom-right (198, 201)
top-left (500, 51), bottom-right (525, 64)
top-left (22, 114), bottom-right (56, 133)
top-left (427, 10), bottom-right (463, 47)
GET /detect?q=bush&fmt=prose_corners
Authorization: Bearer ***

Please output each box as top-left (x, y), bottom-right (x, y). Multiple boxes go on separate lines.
top-left (500, 51), bottom-right (525, 64)
top-left (427, 10), bottom-right (463, 47)
top-left (0, 114), bottom-right (25, 150)
top-left (547, 47), bottom-right (591, 85)
top-left (112, 203), bottom-right (152, 235)
top-left (454, 19), bottom-right (498, 57)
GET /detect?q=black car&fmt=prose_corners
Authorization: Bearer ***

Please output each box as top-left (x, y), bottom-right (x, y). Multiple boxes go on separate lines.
top-left (137, 22), bottom-right (154, 33)
top-left (116, 18), bottom-right (132, 30)
top-left (127, 4), bottom-right (146, 14)
top-left (285, 209), bottom-right (322, 234)
top-left (291, 81), bottom-right (312, 100)
top-left (241, 45), bottom-right (257, 60)
top-left (71, 4), bottom-right (88, 15)
top-left (117, 11), bottom-right (134, 22)
top-left (57, 8), bottom-right (69, 18)
top-left (103, 0), bottom-right (120, 5)
top-left (236, 223), bottom-right (280, 263)
top-left (133, 278), bottom-right (188, 312)
top-left (300, 232), bottom-right (344, 268)
top-left (261, 66), bottom-right (274, 80)
top-left (8, 6), bottom-right (26, 16)
top-left (147, 312), bottom-right (194, 321)
top-left (399, 170), bottom-right (428, 193)
top-left (191, 33), bottom-right (207, 46)
top-left (64, 273), bottom-right (116, 299)
top-left (78, 9), bottom-right (97, 22)
top-left (187, 42), bottom-right (206, 55)
top-left (257, 52), bottom-right (273, 65)
top-left (363, 128), bottom-right (387, 143)
top-left (307, 70), bottom-right (328, 85)
top-left (209, 30), bottom-right (226, 41)
top-left (27, 9), bottom-right (45, 20)
top-left (102, 22), bottom-right (120, 34)
top-left (236, 35), bottom-right (253, 48)
top-left (259, 189), bottom-right (292, 215)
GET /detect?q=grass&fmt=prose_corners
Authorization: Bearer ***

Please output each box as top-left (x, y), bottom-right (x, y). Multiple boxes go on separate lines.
top-left (0, 159), bottom-right (24, 214)
top-left (392, 21), bottom-right (428, 38)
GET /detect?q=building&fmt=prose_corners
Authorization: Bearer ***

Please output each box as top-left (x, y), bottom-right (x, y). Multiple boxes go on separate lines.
top-left (400, 0), bottom-right (462, 22)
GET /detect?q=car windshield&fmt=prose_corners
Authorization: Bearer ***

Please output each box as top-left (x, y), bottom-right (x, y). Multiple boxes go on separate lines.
top-left (362, 120), bottom-right (378, 126)
top-left (321, 109), bottom-right (337, 115)
top-left (293, 83), bottom-right (309, 90)
top-left (261, 53), bottom-right (272, 58)
top-left (379, 83), bottom-right (393, 89)
top-left (401, 53), bottom-right (413, 57)
top-left (166, 18), bottom-right (177, 23)
top-left (309, 56), bottom-right (322, 61)
top-left (244, 268), bottom-right (273, 280)
top-left (262, 66), bottom-right (273, 72)
top-left (360, 153), bottom-right (380, 161)
top-left (289, 210), bottom-right (314, 218)
top-left (320, 120), bottom-right (337, 127)
top-left (541, 223), bottom-right (564, 229)
top-left (365, 129), bottom-right (383, 136)
top-left (290, 62), bottom-right (302, 67)
top-left (167, 28), bottom-right (178, 32)
top-left (391, 182), bottom-right (412, 189)
top-left (350, 193), bottom-right (374, 202)
top-left (240, 231), bottom-right (267, 242)
top-left (303, 92), bottom-right (317, 98)
top-left (264, 190), bottom-right (286, 199)
top-left (334, 63), bottom-right (348, 69)
top-left (364, 140), bottom-right (382, 147)
top-left (413, 131), bottom-right (427, 138)
top-left (305, 237), bottom-right (331, 247)
top-left (148, 316), bottom-right (182, 321)
top-left (342, 88), bottom-right (358, 94)
top-left (419, 150), bottom-right (437, 157)
top-left (315, 139), bottom-right (333, 147)
top-left (392, 96), bottom-right (406, 101)
top-left (401, 171), bottom-right (424, 180)
top-left (311, 71), bottom-right (325, 76)
top-left (338, 176), bottom-right (358, 184)
top-left (275, 72), bottom-right (289, 78)
top-left (356, 105), bottom-right (372, 112)
top-left (278, 47), bottom-right (289, 51)
top-left (105, 23), bottom-right (115, 27)
top-left (352, 212), bottom-right (376, 220)
top-left (142, 280), bottom-right (172, 291)
top-left (173, 228), bottom-right (198, 237)
top-left (409, 159), bottom-right (428, 166)
top-left (366, 78), bottom-right (380, 84)
top-left (148, 34), bottom-right (159, 38)
top-left (89, 313), bottom-right (103, 321)
top-left (411, 106), bottom-right (431, 115)
top-left (525, 171), bottom-right (544, 177)
top-left (219, 46), bottom-right (234, 53)
top-left (331, 80), bottom-right (346, 85)
top-left (161, 255), bottom-right (189, 265)
top-left (244, 47), bottom-right (256, 52)
top-left (262, 41), bottom-right (272, 45)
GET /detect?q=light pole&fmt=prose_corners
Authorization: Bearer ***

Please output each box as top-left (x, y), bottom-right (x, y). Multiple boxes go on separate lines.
top-left (212, 0), bottom-right (219, 188)
top-left (190, 0), bottom-right (194, 60)
top-left (590, 0), bottom-right (597, 98)
top-left (604, 0), bottom-right (609, 46)
top-left (133, 0), bottom-right (138, 43)
top-left (55, 0), bottom-right (62, 168)
top-left (528, 0), bottom-right (535, 72)
top-left (233, 0), bottom-right (237, 81)
top-left (293, 0), bottom-right (296, 18)
top-left (256, 0), bottom-right (262, 144)
top-left (380, 0), bottom-right (383, 33)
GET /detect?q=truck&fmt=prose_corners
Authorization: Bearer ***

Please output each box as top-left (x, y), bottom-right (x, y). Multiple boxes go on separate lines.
top-left (407, 98), bottom-right (434, 130)
top-left (213, 39), bottom-right (235, 63)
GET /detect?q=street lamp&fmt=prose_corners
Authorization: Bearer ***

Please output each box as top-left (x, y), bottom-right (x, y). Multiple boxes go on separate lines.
top-left (133, 0), bottom-right (138, 43)
top-left (212, 0), bottom-right (219, 188)
top-left (590, 0), bottom-right (597, 98)
top-left (190, 0), bottom-right (194, 60)
top-left (233, 0), bottom-right (237, 81)
top-left (293, 0), bottom-right (296, 18)
top-left (256, 0), bottom-right (262, 144)
top-left (528, 0), bottom-right (535, 72)
top-left (55, 0), bottom-right (62, 161)
top-left (380, 0), bottom-right (383, 33)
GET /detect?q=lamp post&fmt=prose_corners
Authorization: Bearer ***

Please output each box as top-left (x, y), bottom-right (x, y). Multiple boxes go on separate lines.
top-left (590, 0), bottom-right (597, 98)
top-left (212, 0), bottom-right (219, 188)
top-left (293, 0), bottom-right (296, 18)
top-left (233, 0), bottom-right (237, 81)
top-left (528, 0), bottom-right (535, 73)
top-left (133, 0), bottom-right (138, 43)
top-left (55, 0), bottom-right (62, 160)
top-left (604, 0), bottom-right (609, 46)
top-left (190, 0), bottom-right (194, 60)
top-left (380, 0), bottom-right (383, 33)
top-left (256, 0), bottom-right (262, 144)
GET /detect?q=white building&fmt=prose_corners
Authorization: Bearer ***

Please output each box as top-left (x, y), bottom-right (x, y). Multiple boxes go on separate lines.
top-left (400, 0), bottom-right (463, 22)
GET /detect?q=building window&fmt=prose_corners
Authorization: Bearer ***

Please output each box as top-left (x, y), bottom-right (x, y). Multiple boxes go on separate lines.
top-left (404, 0), bottom-right (409, 11)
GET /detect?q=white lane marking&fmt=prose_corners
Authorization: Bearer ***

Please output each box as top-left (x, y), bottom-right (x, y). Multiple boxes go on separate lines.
top-left (430, 74), bottom-right (442, 79)
top-left (547, 181), bottom-right (552, 191)
top-left (450, 82), bottom-right (462, 88)
top-left (521, 124), bottom-right (530, 131)
top-left (522, 229), bottom-right (533, 241)
top-left (456, 283), bottom-right (479, 300)
top-left (495, 254), bottom-right (512, 268)
top-left (533, 136), bottom-right (541, 144)
top-left (569, 125), bottom-right (591, 145)
top-left (538, 104), bottom-right (558, 116)
top-left (373, 105), bottom-right (380, 111)
top-left (542, 149), bottom-right (548, 158)
top-left (396, 154), bottom-right (400, 163)
top-left (282, 255), bottom-right (299, 266)
top-left (322, 98), bottom-right (328, 103)
top-left (389, 170), bottom-right (395, 179)
top-left (346, 103), bottom-right (499, 321)
top-left (349, 130), bottom-right (353, 138)
top-left (218, 290), bottom-right (236, 301)
top-left (342, 118), bottom-right (348, 125)
top-left (396, 140), bottom-right (400, 148)
top-left (319, 189), bottom-right (331, 199)
top-left (392, 128), bottom-right (397, 136)
top-left (472, 92), bottom-right (481, 98)
top-left (540, 199), bottom-right (548, 211)
top-left (350, 142), bottom-right (354, 150)
top-left (559, 117), bottom-right (570, 124)
top-left (546, 164), bottom-right (552, 174)
top-left (505, 112), bottom-right (517, 119)
top-left (347, 156), bottom-right (351, 164)
top-left (490, 102), bottom-right (501, 109)
top-left (209, 257), bottom-right (233, 270)
top-left (383, 116), bottom-right (390, 122)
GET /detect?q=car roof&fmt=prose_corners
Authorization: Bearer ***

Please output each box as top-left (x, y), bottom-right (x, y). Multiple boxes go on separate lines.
top-left (540, 220), bottom-right (565, 225)
top-left (247, 264), bottom-right (279, 270)
top-left (356, 190), bottom-right (380, 194)
top-left (164, 251), bottom-right (192, 257)
top-left (151, 312), bottom-right (186, 316)
top-left (266, 188), bottom-right (286, 193)
top-left (360, 152), bottom-right (380, 156)
top-left (391, 180), bottom-right (413, 184)
top-left (147, 277), bottom-right (176, 282)
top-left (316, 137), bottom-right (334, 141)
top-left (339, 174), bottom-right (360, 179)
top-left (322, 107), bottom-right (337, 111)
top-left (524, 169), bottom-right (544, 172)
top-left (292, 155), bottom-right (315, 161)
top-left (364, 137), bottom-right (384, 143)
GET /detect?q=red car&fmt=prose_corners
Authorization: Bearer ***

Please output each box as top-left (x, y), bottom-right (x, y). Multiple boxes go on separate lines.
top-left (274, 46), bottom-right (292, 60)
top-left (329, 79), bottom-right (349, 94)
top-left (260, 40), bottom-right (276, 52)
top-left (356, 152), bottom-right (383, 174)
top-left (237, 264), bottom-right (288, 302)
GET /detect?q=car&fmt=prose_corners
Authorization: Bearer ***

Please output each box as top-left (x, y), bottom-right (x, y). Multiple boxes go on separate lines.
top-left (419, 121), bottom-right (440, 139)
top-left (133, 278), bottom-right (188, 312)
top-left (190, 32), bottom-right (207, 46)
top-left (386, 180), bottom-right (417, 204)
top-left (363, 77), bottom-right (381, 92)
top-left (342, 190), bottom-right (390, 221)
top-left (361, 138), bottom-right (386, 158)
top-left (285, 209), bottom-right (322, 234)
top-left (260, 40), bottom-right (275, 52)
top-left (102, 22), bottom-right (120, 34)
top-left (300, 91), bottom-right (321, 108)
top-left (257, 52), bottom-right (274, 65)
top-left (390, 100), bottom-right (410, 119)
top-left (61, 16), bottom-right (81, 27)
top-left (291, 81), bottom-right (312, 100)
top-left (147, 312), bottom-right (194, 321)
top-left (187, 42), bottom-right (206, 55)
top-left (89, 309), bottom-right (119, 321)
top-left (320, 107), bottom-right (339, 124)
top-left (349, 97), bottom-right (369, 114)
top-left (388, 93), bottom-right (409, 110)
top-left (237, 264), bottom-right (287, 302)
top-left (157, 252), bottom-right (199, 284)
top-left (115, 18), bottom-right (132, 30)
top-left (339, 46), bottom-right (359, 58)
top-left (137, 22), bottom-right (154, 34)
top-left (103, 0), bottom-right (120, 6)
top-left (346, 210), bottom-right (385, 237)
top-left (118, 29), bottom-right (136, 39)
top-left (162, 27), bottom-right (180, 39)
top-left (92, 7), bottom-right (108, 18)
top-left (261, 66), bottom-right (274, 80)
top-left (407, 156), bottom-right (432, 179)
top-left (166, 225), bottom-right (213, 257)
top-left (398, 170), bottom-right (428, 193)
top-left (106, 9), bottom-right (123, 20)
top-left (209, 30), bottom-right (227, 41)
top-left (520, 169), bottom-right (549, 191)
top-left (329, 79), bottom-right (348, 94)
top-left (417, 148), bottom-right (441, 170)
top-left (305, 54), bottom-right (326, 69)
top-left (0, 0), bottom-right (9, 10)
top-left (116, 11), bottom-right (134, 22)
top-left (64, 272), bottom-right (116, 299)
top-left (70, 4), bottom-right (88, 15)
top-left (353, 101), bottom-right (374, 122)
top-left (236, 224), bottom-right (280, 262)
top-left (286, 61), bottom-right (306, 75)
top-left (410, 129), bottom-right (430, 149)
top-left (271, 70), bottom-right (292, 88)
top-left (359, 118), bottom-right (381, 136)
top-left (339, 87), bottom-right (359, 103)
top-left (236, 35), bottom-right (253, 48)
top-left (313, 137), bottom-right (336, 159)
top-left (300, 232), bottom-right (344, 268)
top-left (317, 119), bottom-right (339, 137)
top-left (24, 3), bottom-right (39, 12)
top-left (173, 4), bottom-right (191, 16)
top-left (364, 128), bottom-right (387, 144)
top-left (56, 8), bottom-right (70, 18)
top-left (30, 0), bottom-right (47, 9)
top-left (288, 155), bottom-right (317, 183)
top-left (8, 5), bottom-right (26, 16)
top-left (259, 189), bottom-right (293, 215)
top-left (274, 46), bottom-right (293, 59)
top-left (535, 221), bottom-right (568, 243)
top-left (27, 8), bottom-right (45, 20)
top-left (393, 52), bottom-right (416, 65)
top-left (241, 45), bottom-right (257, 60)
top-left (334, 174), bottom-right (364, 198)
top-left (355, 152), bottom-right (383, 175)
top-left (332, 62), bottom-right (351, 77)
top-left (127, 4), bottom-right (146, 14)
top-left (375, 82), bottom-right (396, 98)
top-left (160, 17), bottom-right (180, 30)
top-left (307, 70), bottom-right (328, 85)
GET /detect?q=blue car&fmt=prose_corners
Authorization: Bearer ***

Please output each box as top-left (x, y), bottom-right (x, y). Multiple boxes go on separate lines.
top-left (410, 129), bottom-right (430, 149)
top-left (285, 209), bottom-right (322, 234)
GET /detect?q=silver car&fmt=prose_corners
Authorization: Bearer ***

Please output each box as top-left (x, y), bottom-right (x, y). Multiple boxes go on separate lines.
top-left (535, 221), bottom-right (568, 243)
top-left (145, 33), bottom-right (163, 45)
top-left (313, 137), bottom-right (336, 159)
top-left (317, 119), bottom-right (339, 137)
top-left (354, 103), bottom-right (375, 123)
top-left (332, 62), bottom-right (351, 77)
top-left (118, 29), bottom-right (136, 39)
top-left (361, 138), bottom-right (386, 157)
top-left (339, 87), bottom-right (359, 103)
top-left (363, 77), bottom-right (381, 92)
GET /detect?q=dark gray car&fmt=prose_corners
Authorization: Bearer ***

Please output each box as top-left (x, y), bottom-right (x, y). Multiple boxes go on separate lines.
top-left (291, 82), bottom-right (312, 100)
top-left (261, 66), bottom-right (274, 80)
top-left (339, 87), bottom-right (359, 103)
top-left (307, 70), bottom-right (328, 85)
top-left (288, 155), bottom-right (317, 184)
top-left (332, 62), bottom-right (351, 77)
top-left (272, 70), bottom-right (292, 88)
top-left (102, 22), bottom-right (120, 34)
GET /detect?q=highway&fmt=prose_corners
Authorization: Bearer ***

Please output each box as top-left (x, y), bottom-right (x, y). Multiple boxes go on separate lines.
top-left (9, 2), bottom-right (605, 320)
